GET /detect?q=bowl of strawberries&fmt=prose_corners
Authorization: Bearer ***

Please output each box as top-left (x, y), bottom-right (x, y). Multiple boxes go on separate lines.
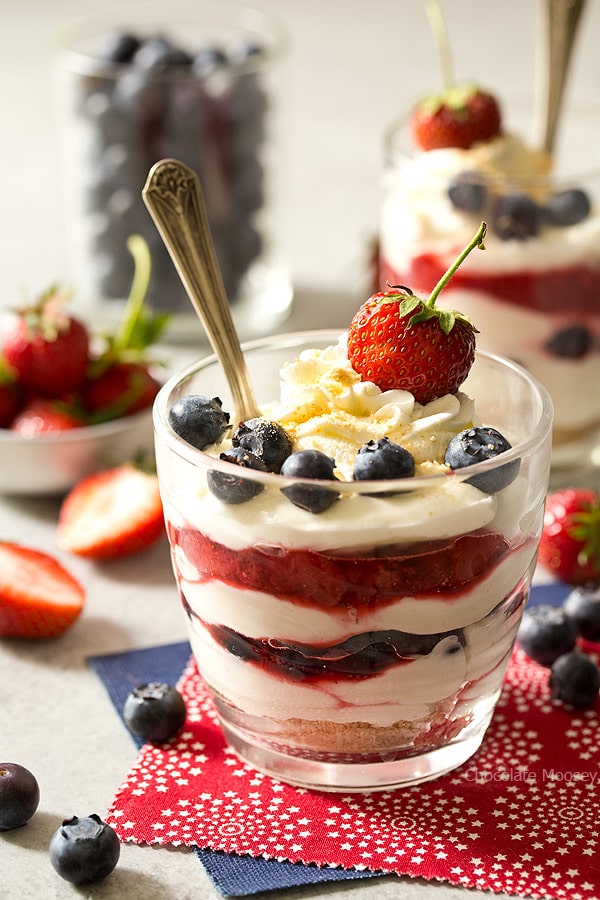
top-left (0, 241), bottom-right (168, 495)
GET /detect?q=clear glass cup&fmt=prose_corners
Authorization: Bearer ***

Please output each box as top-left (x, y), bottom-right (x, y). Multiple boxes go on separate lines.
top-left (153, 330), bottom-right (553, 791)
top-left (379, 102), bottom-right (600, 481)
top-left (55, 1), bottom-right (292, 342)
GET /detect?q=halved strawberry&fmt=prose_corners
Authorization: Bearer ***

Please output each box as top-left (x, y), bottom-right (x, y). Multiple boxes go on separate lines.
top-left (57, 463), bottom-right (165, 559)
top-left (0, 542), bottom-right (85, 639)
top-left (347, 224), bottom-right (485, 404)
top-left (411, 84), bottom-right (501, 151)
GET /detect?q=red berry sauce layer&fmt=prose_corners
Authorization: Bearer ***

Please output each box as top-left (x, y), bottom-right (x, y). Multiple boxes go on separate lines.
top-left (379, 254), bottom-right (600, 316)
top-left (171, 523), bottom-right (511, 610)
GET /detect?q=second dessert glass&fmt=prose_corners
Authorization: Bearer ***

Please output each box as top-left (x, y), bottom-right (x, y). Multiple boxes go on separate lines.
top-left (153, 330), bottom-right (553, 791)
top-left (379, 103), bottom-right (600, 480)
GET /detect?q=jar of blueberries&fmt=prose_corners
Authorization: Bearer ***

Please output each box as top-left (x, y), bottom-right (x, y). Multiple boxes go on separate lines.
top-left (56, 2), bottom-right (292, 342)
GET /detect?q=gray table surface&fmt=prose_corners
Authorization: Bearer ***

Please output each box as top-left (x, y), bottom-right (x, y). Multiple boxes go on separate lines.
top-left (3, 1), bottom-right (600, 896)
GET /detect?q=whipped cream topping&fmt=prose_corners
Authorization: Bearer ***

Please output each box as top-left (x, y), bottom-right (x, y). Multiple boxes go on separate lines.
top-left (265, 335), bottom-right (477, 477)
top-left (381, 132), bottom-right (600, 273)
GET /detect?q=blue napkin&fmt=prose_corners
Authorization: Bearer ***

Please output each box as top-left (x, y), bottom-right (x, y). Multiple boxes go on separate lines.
top-left (88, 583), bottom-right (566, 896)
top-left (88, 642), bottom-right (381, 895)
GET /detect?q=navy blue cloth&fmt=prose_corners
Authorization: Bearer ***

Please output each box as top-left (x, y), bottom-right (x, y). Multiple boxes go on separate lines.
top-left (88, 584), bottom-right (563, 896)
top-left (88, 643), bottom-right (380, 895)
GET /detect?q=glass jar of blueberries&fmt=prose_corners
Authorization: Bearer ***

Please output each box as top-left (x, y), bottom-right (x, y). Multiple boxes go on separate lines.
top-left (56, 2), bottom-right (292, 342)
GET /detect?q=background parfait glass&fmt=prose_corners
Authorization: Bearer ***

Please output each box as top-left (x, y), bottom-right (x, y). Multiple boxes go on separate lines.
top-left (379, 101), bottom-right (600, 484)
top-left (55, 1), bottom-right (291, 343)
top-left (153, 329), bottom-right (553, 792)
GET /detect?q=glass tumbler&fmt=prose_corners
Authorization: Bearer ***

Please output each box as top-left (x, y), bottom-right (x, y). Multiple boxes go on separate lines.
top-left (55, 1), bottom-right (291, 342)
top-left (379, 102), bottom-right (600, 479)
top-left (153, 330), bottom-right (553, 791)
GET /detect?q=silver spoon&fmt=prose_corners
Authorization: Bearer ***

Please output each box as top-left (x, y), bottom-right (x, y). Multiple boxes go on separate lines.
top-left (142, 157), bottom-right (261, 422)
top-left (539, 0), bottom-right (587, 155)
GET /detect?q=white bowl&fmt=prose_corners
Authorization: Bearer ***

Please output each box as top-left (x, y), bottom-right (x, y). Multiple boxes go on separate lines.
top-left (0, 407), bottom-right (155, 496)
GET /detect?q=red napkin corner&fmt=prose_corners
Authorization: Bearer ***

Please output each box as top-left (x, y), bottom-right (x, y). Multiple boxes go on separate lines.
top-left (107, 648), bottom-right (600, 900)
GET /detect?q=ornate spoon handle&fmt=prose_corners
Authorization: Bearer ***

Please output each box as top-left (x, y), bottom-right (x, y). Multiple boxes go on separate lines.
top-left (540, 0), bottom-right (587, 155)
top-left (142, 157), bottom-right (261, 422)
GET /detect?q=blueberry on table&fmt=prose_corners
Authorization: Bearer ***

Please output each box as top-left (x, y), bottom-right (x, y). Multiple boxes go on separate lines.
top-left (564, 586), bottom-right (600, 642)
top-left (232, 418), bottom-right (292, 472)
top-left (353, 437), bottom-right (415, 494)
top-left (490, 192), bottom-right (541, 240)
top-left (280, 450), bottom-right (340, 514)
top-left (168, 395), bottom-right (230, 450)
top-left (545, 188), bottom-right (591, 227)
top-left (207, 447), bottom-right (268, 504)
top-left (123, 683), bottom-right (187, 742)
top-left (0, 763), bottom-right (40, 831)
top-left (549, 651), bottom-right (600, 709)
top-left (49, 814), bottom-right (120, 885)
top-left (518, 605), bottom-right (577, 666)
top-left (444, 426), bottom-right (520, 493)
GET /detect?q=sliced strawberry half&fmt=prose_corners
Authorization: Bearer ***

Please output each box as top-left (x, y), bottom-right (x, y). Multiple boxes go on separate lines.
top-left (0, 542), bottom-right (85, 639)
top-left (57, 463), bottom-right (165, 560)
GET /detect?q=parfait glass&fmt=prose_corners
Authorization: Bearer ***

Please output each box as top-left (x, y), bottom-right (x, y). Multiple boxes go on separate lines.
top-left (153, 330), bottom-right (553, 791)
top-left (379, 102), bottom-right (600, 480)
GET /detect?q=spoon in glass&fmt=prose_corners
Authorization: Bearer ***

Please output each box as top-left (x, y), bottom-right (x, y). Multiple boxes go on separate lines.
top-left (539, 0), bottom-right (587, 155)
top-left (142, 157), bottom-right (261, 423)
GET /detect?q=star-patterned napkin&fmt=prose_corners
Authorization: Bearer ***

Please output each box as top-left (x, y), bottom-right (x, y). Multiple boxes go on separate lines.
top-left (91, 584), bottom-right (600, 900)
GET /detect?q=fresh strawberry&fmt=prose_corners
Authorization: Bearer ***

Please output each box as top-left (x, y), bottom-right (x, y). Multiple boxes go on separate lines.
top-left (538, 488), bottom-right (600, 586)
top-left (411, 84), bottom-right (502, 151)
top-left (82, 361), bottom-right (161, 422)
top-left (11, 398), bottom-right (84, 436)
top-left (347, 223), bottom-right (485, 404)
top-left (57, 462), bottom-right (165, 559)
top-left (2, 286), bottom-right (90, 396)
top-left (0, 542), bottom-right (85, 638)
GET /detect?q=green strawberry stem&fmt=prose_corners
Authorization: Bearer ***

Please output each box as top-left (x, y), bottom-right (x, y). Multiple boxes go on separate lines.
top-left (425, 0), bottom-right (454, 90)
top-left (112, 235), bottom-right (152, 353)
top-left (427, 221), bottom-right (487, 308)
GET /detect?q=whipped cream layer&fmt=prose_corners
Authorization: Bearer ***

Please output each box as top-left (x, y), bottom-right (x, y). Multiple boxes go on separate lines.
top-left (381, 133), bottom-right (600, 275)
top-left (160, 338), bottom-right (533, 553)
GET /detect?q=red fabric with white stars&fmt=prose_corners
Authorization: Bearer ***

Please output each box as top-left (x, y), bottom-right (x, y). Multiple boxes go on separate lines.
top-left (108, 649), bottom-right (600, 899)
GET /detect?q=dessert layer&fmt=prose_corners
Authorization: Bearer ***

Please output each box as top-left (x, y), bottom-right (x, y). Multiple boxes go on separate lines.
top-left (175, 539), bottom-right (535, 638)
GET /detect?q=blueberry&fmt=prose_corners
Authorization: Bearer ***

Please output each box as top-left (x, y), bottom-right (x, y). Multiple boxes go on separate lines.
top-left (122, 683), bottom-right (186, 742)
top-left (192, 44), bottom-right (228, 77)
top-left (549, 651), bottom-right (600, 708)
top-left (518, 605), bottom-right (577, 666)
top-left (490, 192), bottom-right (541, 240)
top-left (544, 324), bottom-right (593, 359)
top-left (132, 36), bottom-right (192, 71)
top-left (353, 437), bottom-right (415, 494)
top-left (99, 31), bottom-right (141, 64)
top-left (564, 586), bottom-right (600, 642)
top-left (168, 395), bottom-right (230, 450)
top-left (232, 418), bottom-right (292, 472)
top-left (280, 450), bottom-right (340, 514)
top-left (444, 426), bottom-right (520, 493)
top-left (0, 763), bottom-right (40, 831)
top-left (207, 446), bottom-right (267, 504)
top-left (545, 188), bottom-right (591, 226)
top-left (447, 170), bottom-right (488, 213)
top-left (49, 814), bottom-right (120, 885)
